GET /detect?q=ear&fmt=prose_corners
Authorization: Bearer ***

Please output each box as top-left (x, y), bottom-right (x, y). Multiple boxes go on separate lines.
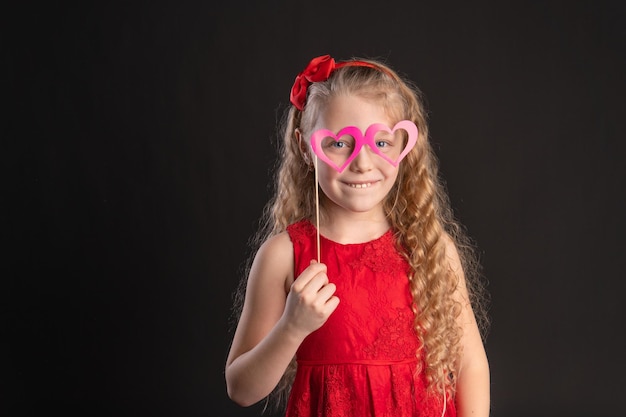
top-left (295, 128), bottom-right (311, 165)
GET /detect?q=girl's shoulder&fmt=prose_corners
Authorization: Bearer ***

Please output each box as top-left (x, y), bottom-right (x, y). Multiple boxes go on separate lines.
top-left (257, 229), bottom-right (294, 258)
top-left (252, 230), bottom-right (295, 293)
top-left (440, 232), bottom-right (463, 274)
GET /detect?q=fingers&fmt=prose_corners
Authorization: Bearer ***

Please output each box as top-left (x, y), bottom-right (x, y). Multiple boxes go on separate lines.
top-left (283, 261), bottom-right (340, 336)
top-left (291, 261), bottom-right (328, 292)
top-left (291, 261), bottom-right (339, 311)
top-left (324, 295), bottom-right (340, 314)
top-left (319, 291), bottom-right (340, 315)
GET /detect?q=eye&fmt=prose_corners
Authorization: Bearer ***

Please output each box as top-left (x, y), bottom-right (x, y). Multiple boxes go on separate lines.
top-left (374, 131), bottom-right (402, 153)
top-left (375, 134), bottom-right (394, 150)
top-left (321, 136), bottom-right (355, 152)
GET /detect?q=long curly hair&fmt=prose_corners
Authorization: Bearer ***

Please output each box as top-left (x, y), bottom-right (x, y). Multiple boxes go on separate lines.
top-left (230, 57), bottom-right (489, 413)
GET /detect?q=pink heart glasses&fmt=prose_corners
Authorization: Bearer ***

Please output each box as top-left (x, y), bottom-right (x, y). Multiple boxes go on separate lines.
top-left (310, 120), bottom-right (418, 173)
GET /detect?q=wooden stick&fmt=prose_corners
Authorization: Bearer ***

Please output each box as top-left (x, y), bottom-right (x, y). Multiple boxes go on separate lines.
top-left (314, 155), bottom-right (320, 262)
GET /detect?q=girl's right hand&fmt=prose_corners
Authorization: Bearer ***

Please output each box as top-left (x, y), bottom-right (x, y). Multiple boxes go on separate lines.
top-left (282, 260), bottom-right (340, 338)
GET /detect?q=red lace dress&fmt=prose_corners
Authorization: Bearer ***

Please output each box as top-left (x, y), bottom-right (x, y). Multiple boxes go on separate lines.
top-left (284, 220), bottom-right (455, 417)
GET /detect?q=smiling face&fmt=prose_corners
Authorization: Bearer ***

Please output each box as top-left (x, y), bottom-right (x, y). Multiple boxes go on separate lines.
top-left (309, 94), bottom-right (402, 219)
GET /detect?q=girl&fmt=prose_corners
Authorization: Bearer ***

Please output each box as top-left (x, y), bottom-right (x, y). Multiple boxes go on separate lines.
top-left (225, 54), bottom-right (490, 417)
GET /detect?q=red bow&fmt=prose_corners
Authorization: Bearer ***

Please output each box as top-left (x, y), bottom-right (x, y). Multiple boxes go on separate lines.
top-left (289, 55), bottom-right (381, 110)
top-left (289, 55), bottom-right (337, 111)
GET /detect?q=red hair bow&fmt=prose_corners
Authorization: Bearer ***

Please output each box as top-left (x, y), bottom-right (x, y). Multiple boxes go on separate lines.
top-left (289, 55), bottom-right (337, 111)
top-left (289, 55), bottom-right (379, 110)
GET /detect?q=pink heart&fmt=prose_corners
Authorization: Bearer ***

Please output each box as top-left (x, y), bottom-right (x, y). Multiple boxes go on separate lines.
top-left (310, 120), bottom-right (418, 173)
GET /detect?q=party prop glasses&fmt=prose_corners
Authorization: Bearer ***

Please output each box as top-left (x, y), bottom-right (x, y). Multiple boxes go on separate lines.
top-left (310, 120), bottom-right (418, 173)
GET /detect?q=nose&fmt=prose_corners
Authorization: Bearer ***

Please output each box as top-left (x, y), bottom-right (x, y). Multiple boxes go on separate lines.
top-left (349, 145), bottom-right (375, 173)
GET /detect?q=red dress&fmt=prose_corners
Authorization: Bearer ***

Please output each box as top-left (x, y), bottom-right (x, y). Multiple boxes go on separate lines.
top-left (284, 220), bottom-right (455, 417)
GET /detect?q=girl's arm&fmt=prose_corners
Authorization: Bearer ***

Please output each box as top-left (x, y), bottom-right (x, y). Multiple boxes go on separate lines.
top-left (445, 237), bottom-right (491, 417)
top-left (225, 232), bottom-right (339, 406)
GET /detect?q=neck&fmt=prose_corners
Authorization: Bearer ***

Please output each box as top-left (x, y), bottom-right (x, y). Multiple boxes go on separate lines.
top-left (317, 209), bottom-right (391, 245)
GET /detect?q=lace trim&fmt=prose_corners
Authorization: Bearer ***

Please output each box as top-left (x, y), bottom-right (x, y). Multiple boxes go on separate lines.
top-left (362, 307), bottom-right (419, 360)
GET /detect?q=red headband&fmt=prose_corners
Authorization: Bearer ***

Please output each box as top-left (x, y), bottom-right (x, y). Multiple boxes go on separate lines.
top-left (289, 55), bottom-right (379, 111)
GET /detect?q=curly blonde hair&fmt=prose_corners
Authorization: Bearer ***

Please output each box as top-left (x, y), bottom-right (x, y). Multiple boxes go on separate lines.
top-left (230, 57), bottom-right (489, 413)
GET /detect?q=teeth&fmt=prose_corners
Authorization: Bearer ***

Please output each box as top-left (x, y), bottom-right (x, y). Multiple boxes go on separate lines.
top-left (349, 182), bottom-right (372, 188)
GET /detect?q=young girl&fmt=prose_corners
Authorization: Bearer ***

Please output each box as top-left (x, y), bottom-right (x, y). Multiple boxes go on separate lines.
top-left (225, 54), bottom-right (490, 417)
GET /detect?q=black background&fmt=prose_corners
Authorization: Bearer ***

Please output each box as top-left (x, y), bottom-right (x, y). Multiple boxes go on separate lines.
top-left (4, 1), bottom-right (626, 416)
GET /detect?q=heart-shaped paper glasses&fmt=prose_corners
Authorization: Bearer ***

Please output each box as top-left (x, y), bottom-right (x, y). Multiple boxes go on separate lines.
top-left (310, 120), bottom-right (418, 173)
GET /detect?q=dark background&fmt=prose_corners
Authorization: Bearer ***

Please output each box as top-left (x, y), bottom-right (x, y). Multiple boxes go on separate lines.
top-left (4, 1), bottom-right (625, 416)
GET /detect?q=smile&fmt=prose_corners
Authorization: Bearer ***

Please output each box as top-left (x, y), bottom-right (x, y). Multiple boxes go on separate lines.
top-left (347, 182), bottom-right (374, 189)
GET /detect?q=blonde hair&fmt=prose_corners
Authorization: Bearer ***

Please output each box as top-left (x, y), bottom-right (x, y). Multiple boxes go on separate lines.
top-left (230, 57), bottom-right (489, 413)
